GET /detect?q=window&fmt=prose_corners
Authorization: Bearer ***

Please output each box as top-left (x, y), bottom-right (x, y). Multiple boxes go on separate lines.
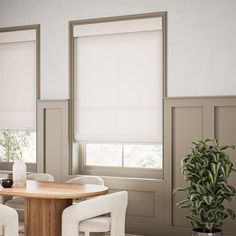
top-left (86, 143), bottom-right (162, 169)
top-left (70, 13), bottom-right (166, 179)
top-left (0, 26), bottom-right (39, 171)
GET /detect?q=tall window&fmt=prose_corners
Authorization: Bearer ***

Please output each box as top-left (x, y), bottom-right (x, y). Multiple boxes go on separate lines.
top-left (0, 26), bottom-right (39, 171)
top-left (70, 13), bottom-right (166, 179)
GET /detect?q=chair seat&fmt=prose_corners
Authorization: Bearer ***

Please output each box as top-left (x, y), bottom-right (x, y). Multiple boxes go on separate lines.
top-left (5, 197), bottom-right (24, 211)
top-left (80, 216), bottom-right (111, 233)
top-left (0, 204), bottom-right (19, 236)
top-left (5, 197), bottom-right (24, 222)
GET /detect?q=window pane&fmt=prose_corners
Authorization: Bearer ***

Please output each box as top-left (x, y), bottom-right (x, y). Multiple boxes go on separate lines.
top-left (123, 144), bottom-right (162, 169)
top-left (0, 130), bottom-right (36, 163)
top-left (86, 144), bottom-right (122, 167)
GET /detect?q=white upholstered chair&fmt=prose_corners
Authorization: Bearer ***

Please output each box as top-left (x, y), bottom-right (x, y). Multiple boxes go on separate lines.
top-left (0, 204), bottom-right (18, 236)
top-left (5, 172), bottom-right (54, 222)
top-left (25, 173), bottom-right (55, 182)
top-left (66, 176), bottom-right (104, 204)
top-left (62, 191), bottom-right (128, 236)
top-left (0, 196), bottom-right (12, 205)
top-left (66, 176), bottom-right (104, 185)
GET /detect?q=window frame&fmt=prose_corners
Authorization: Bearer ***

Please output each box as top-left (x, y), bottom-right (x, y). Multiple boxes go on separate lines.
top-left (69, 12), bottom-right (167, 179)
top-left (78, 143), bottom-right (163, 179)
top-left (0, 25), bottom-right (40, 172)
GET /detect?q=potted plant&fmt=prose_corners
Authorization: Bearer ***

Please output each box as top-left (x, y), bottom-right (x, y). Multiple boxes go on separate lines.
top-left (175, 138), bottom-right (236, 236)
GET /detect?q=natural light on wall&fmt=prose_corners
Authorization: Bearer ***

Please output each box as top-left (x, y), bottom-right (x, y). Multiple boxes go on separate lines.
top-left (72, 15), bottom-right (164, 177)
top-left (0, 29), bottom-right (36, 168)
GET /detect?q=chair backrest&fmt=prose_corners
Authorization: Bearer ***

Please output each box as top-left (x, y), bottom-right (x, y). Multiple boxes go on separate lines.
top-left (0, 204), bottom-right (18, 236)
top-left (62, 191), bottom-right (128, 236)
top-left (27, 173), bottom-right (54, 182)
top-left (66, 176), bottom-right (104, 185)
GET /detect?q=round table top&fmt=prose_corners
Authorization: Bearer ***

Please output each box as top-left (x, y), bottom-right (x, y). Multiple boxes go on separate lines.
top-left (0, 180), bottom-right (108, 199)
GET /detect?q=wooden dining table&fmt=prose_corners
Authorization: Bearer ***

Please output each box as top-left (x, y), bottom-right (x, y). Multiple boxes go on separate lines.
top-left (0, 180), bottom-right (108, 236)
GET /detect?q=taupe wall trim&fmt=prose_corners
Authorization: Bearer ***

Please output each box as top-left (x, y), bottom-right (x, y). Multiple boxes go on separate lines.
top-left (37, 100), bottom-right (69, 181)
top-left (164, 97), bottom-right (236, 235)
top-left (36, 97), bottom-right (236, 235)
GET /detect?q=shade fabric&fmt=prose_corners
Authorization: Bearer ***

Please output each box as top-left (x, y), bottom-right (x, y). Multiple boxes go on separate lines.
top-left (0, 30), bottom-right (36, 130)
top-left (74, 17), bottom-right (163, 143)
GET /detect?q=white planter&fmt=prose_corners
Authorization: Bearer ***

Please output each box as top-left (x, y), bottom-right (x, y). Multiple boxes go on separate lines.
top-left (192, 229), bottom-right (223, 236)
top-left (13, 160), bottom-right (27, 187)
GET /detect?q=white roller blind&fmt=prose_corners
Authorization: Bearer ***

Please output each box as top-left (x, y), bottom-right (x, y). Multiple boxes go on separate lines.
top-left (74, 17), bottom-right (163, 143)
top-left (0, 30), bottom-right (36, 130)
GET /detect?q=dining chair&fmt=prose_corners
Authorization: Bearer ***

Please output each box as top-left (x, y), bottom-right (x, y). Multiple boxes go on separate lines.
top-left (0, 204), bottom-right (18, 236)
top-left (66, 176), bottom-right (104, 203)
top-left (66, 176), bottom-right (104, 185)
top-left (62, 191), bottom-right (128, 236)
top-left (5, 172), bottom-right (54, 222)
top-left (0, 195), bottom-right (12, 205)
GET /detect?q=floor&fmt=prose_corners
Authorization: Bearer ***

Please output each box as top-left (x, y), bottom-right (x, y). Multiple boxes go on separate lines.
top-left (19, 222), bottom-right (142, 236)
top-left (19, 227), bottom-right (140, 236)
top-left (19, 233), bottom-right (141, 236)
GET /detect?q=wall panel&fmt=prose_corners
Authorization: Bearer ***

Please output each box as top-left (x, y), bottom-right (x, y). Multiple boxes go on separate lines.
top-left (165, 97), bottom-right (236, 236)
top-left (37, 100), bottom-right (69, 181)
top-left (215, 106), bottom-right (236, 233)
top-left (172, 107), bottom-right (203, 227)
top-left (36, 98), bottom-right (236, 236)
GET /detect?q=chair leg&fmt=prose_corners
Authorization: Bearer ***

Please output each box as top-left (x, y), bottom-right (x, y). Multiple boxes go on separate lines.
top-left (84, 231), bottom-right (90, 236)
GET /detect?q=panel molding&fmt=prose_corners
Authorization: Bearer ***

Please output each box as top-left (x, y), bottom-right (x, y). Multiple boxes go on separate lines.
top-left (36, 97), bottom-right (236, 235)
top-left (37, 100), bottom-right (69, 181)
top-left (164, 97), bottom-right (236, 235)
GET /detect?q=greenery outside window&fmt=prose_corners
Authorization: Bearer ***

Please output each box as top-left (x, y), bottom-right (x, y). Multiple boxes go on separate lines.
top-left (78, 143), bottom-right (163, 179)
top-left (0, 130), bottom-right (36, 171)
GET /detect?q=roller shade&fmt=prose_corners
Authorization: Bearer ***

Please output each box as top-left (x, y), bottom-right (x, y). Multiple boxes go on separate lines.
top-left (0, 30), bottom-right (36, 130)
top-left (74, 17), bottom-right (163, 143)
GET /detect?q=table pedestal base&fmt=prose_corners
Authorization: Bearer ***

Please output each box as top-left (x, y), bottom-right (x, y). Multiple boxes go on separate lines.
top-left (24, 198), bottom-right (72, 236)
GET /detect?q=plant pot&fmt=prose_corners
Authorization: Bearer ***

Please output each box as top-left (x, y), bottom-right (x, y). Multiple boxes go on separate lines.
top-left (192, 229), bottom-right (223, 236)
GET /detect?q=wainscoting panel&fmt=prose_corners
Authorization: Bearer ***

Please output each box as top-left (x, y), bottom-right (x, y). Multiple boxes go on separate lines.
top-left (36, 98), bottom-right (236, 236)
top-left (165, 97), bottom-right (236, 235)
top-left (215, 106), bottom-right (236, 233)
top-left (104, 177), bottom-right (165, 226)
top-left (172, 106), bottom-right (203, 227)
top-left (37, 100), bottom-right (69, 181)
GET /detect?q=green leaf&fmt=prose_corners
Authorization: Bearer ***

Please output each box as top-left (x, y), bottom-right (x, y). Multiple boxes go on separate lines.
top-left (202, 195), bottom-right (213, 205)
top-left (207, 170), bottom-right (215, 184)
top-left (226, 208), bottom-right (236, 220)
top-left (175, 137), bottom-right (236, 232)
top-left (196, 184), bottom-right (207, 194)
top-left (205, 222), bottom-right (214, 232)
top-left (190, 219), bottom-right (202, 229)
top-left (176, 199), bottom-right (191, 208)
top-left (173, 186), bottom-right (188, 194)
top-left (220, 145), bottom-right (235, 150)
